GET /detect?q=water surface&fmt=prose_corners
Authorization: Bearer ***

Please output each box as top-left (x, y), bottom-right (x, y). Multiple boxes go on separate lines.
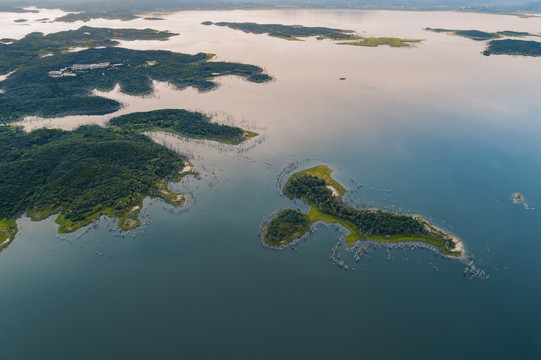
top-left (1, 8), bottom-right (540, 359)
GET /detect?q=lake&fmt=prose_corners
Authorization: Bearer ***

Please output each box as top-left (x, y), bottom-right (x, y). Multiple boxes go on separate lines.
top-left (1, 8), bottom-right (540, 359)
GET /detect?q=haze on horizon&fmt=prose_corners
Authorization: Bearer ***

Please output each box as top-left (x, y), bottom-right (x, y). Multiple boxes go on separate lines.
top-left (2, 0), bottom-right (540, 13)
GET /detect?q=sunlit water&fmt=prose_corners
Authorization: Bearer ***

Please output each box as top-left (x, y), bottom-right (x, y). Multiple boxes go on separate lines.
top-left (1, 8), bottom-right (541, 359)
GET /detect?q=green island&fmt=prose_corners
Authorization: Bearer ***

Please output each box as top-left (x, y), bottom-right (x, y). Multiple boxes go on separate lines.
top-left (203, 21), bottom-right (422, 48)
top-left (263, 166), bottom-right (464, 257)
top-left (425, 28), bottom-right (535, 41)
top-left (483, 39), bottom-right (541, 56)
top-left (339, 37), bottom-right (422, 47)
top-left (0, 106), bottom-right (254, 251)
top-left (0, 24), bottom-right (269, 251)
top-left (109, 109), bottom-right (257, 144)
top-left (0, 26), bottom-right (177, 74)
top-left (54, 11), bottom-right (140, 23)
top-left (0, 125), bottom-right (184, 251)
top-left (426, 28), bottom-right (541, 57)
top-left (0, 26), bottom-right (271, 122)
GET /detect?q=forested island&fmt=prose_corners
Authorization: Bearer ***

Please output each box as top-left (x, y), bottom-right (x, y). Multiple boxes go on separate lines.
top-left (54, 11), bottom-right (140, 23)
top-left (0, 26), bottom-right (271, 122)
top-left (0, 24), bottom-right (269, 251)
top-left (263, 166), bottom-right (464, 257)
top-left (0, 125), bottom-right (186, 251)
top-left (109, 109), bottom-right (257, 144)
top-left (425, 28), bottom-right (534, 41)
top-left (426, 28), bottom-right (541, 57)
top-left (203, 21), bottom-right (422, 47)
top-left (0, 106), bottom-right (255, 251)
top-left (483, 39), bottom-right (541, 56)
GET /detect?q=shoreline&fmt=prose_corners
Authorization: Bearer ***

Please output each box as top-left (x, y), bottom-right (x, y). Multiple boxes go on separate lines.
top-left (264, 165), bottom-right (465, 259)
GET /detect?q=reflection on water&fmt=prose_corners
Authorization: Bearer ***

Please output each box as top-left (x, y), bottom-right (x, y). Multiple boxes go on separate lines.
top-left (1, 8), bottom-right (541, 359)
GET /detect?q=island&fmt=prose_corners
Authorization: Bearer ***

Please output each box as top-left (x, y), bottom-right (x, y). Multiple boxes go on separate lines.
top-left (203, 21), bottom-right (423, 48)
top-left (425, 28), bottom-right (534, 41)
top-left (54, 11), bottom-right (140, 23)
top-left (109, 109), bottom-right (257, 144)
top-left (0, 24), bottom-right (270, 252)
top-left (263, 166), bottom-right (464, 257)
top-left (0, 26), bottom-right (271, 122)
top-left (425, 28), bottom-right (541, 57)
top-left (0, 107), bottom-right (255, 252)
top-left (513, 192), bottom-right (524, 203)
top-left (483, 39), bottom-right (541, 57)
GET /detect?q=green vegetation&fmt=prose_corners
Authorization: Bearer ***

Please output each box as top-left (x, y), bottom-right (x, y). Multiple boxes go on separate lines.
top-left (204, 21), bottom-right (422, 47)
top-left (0, 27), bottom-right (270, 122)
top-left (483, 39), bottom-right (541, 56)
top-left (0, 219), bottom-right (18, 252)
top-left (14, 18), bottom-right (28, 23)
top-left (54, 11), bottom-right (140, 23)
top-left (109, 109), bottom-right (256, 144)
top-left (0, 125), bottom-right (188, 241)
top-left (263, 166), bottom-right (462, 257)
top-left (264, 209), bottom-right (311, 246)
top-left (0, 26), bottom-right (177, 74)
top-left (339, 37), bottom-right (423, 47)
top-left (426, 27), bottom-right (535, 41)
top-left (426, 28), bottom-right (541, 57)
top-left (293, 165), bottom-right (346, 196)
top-left (144, 17), bottom-right (165, 21)
top-left (203, 21), bottom-right (360, 41)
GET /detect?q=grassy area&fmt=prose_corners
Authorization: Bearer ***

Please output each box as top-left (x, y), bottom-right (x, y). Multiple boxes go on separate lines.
top-left (0, 219), bottom-right (18, 252)
top-left (291, 165), bottom-right (346, 196)
top-left (308, 205), bottom-right (360, 245)
top-left (340, 37), bottom-right (423, 47)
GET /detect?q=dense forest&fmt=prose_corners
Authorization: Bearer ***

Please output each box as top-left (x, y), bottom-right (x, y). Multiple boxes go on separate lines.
top-left (263, 166), bottom-right (460, 256)
top-left (284, 173), bottom-right (426, 236)
top-left (0, 26), bottom-right (177, 74)
top-left (109, 109), bottom-right (253, 144)
top-left (0, 27), bottom-right (271, 122)
top-left (264, 209), bottom-right (311, 245)
top-left (426, 28), bottom-right (533, 41)
top-left (204, 21), bottom-right (422, 47)
top-left (54, 11), bottom-right (139, 22)
top-left (203, 21), bottom-right (360, 41)
top-left (483, 38), bottom-right (541, 56)
top-left (0, 125), bottom-right (186, 241)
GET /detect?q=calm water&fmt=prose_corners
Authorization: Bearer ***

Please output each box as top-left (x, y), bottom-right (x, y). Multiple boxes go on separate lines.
top-left (1, 8), bottom-right (541, 359)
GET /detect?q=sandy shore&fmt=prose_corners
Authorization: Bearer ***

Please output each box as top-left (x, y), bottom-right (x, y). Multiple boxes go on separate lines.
top-left (180, 165), bottom-right (193, 174)
top-left (327, 185), bottom-right (340, 197)
top-left (0, 237), bottom-right (11, 247)
top-left (451, 237), bottom-right (465, 254)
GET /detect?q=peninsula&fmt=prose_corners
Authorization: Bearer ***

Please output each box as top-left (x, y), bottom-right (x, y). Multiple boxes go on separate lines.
top-left (203, 21), bottom-right (422, 47)
top-left (0, 107), bottom-right (255, 252)
top-left (263, 166), bottom-right (464, 257)
top-left (0, 24), bottom-right (269, 252)
top-left (0, 27), bottom-right (271, 122)
top-left (109, 109), bottom-right (257, 144)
